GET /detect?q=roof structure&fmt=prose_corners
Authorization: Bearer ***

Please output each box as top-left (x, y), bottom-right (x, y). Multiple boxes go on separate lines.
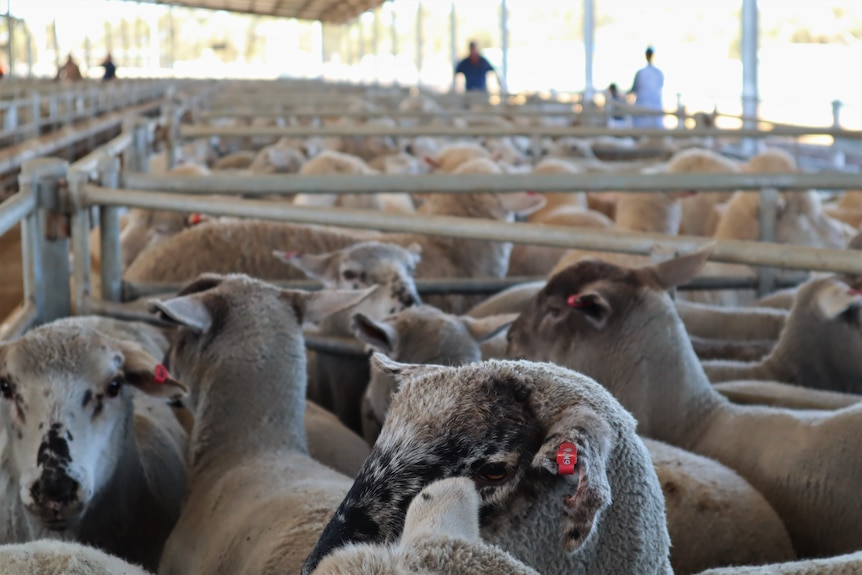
top-left (134, 0), bottom-right (386, 23)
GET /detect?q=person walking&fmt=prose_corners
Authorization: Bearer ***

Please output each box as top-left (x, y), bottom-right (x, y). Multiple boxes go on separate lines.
top-left (453, 41), bottom-right (504, 93)
top-left (629, 46), bottom-right (664, 128)
top-left (56, 54), bottom-right (83, 82)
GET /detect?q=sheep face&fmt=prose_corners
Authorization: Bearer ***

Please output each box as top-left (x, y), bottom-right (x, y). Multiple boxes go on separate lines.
top-left (304, 358), bottom-right (630, 574)
top-left (275, 242), bottom-right (422, 318)
top-left (0, 325), bottom-right (185, 531)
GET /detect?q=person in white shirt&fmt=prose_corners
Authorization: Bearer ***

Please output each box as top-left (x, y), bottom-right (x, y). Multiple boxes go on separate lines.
top-left (630, 46), bottom-right (664, 128)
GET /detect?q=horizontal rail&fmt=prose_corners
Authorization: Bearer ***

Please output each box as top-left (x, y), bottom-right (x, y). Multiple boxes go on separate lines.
top-left (0, 190), bottom-right (36, 238)
top-left (121, 172), bottom-right (862, 195)
top-left (180, 124), bottom-right (862, 140)
top-left (81, 186), bottom-right (862, 275)
top-left (0, 301), bottom-right (38, 341)
top-left (121, 274), bottom-right (806, 302)
top-left (69, 132), bottom-right (134, 176)
top-left (0, 99), bottom-right (164, 175)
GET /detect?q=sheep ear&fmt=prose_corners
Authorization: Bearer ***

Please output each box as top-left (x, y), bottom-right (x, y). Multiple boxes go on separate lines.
top-left (460, 314), bottom-right (520, 343)
top-left (370, 352), bottom-right (446, 380)
top-left (529, 401), bottom-right (615, 554)
top-left (283, 286), bottom-right (377, 324)
top-left (815, 281), bottom-right (862, 319)
top-left (352, 313), bottom-right (398, 353)
top-left (117, 340), bottom-right (188, 399)
top-left (399, 478), bottom-right (481, 547)
top-left (273, 250), bottom-right (339, 286)
top-left (646, 244), bottom-right (714, 290)
top-left (148, 296), bottom-right (213, 333)
top-left (499, 192), bottom-right (546, 216)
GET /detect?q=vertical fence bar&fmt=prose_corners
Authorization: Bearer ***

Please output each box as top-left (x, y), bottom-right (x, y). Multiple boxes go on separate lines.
top-left (583, 0), bottom-right (594, 102)
top-left (831, 99), bottom-right (846, 169)
top-left (500, 0), bottom-right (508, 93)
top-left (415, 0), bottom-right (423, 88)
top-left (20, 158), bottom-right (71, 324)
top-left (98, 157), bottom-right (122, 303)
top-left (69, 172), bottom-right (92, 315)
top-left (449, 0), bottom-right (457, 92)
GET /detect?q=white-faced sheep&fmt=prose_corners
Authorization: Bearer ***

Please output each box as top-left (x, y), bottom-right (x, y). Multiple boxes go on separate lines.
top-left (312, 478), bottom-right (540, 575)
top-left (302, 357), bottom-right (673, 575)
top-left (151, 274), bottom-right (374, 575)
top-left (713, 380), bottom-right (862, 411)
top-left (676, 299), bottom-right (788, 341)
top-left (507, 249), bottom-right (862, 557)
top-left (703, 277), bottom-right (862, 394)
top-left (0, 540), bottom-right (150, 575)
top-left (423, 142), bottom-right (491, 173)
top-left (350, 305), bottom-right (518, 443)
top-left (0, 320), bottom-right (188, 571)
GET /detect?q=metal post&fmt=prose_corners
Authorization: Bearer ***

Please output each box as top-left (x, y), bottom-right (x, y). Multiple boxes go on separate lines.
top-left (69, 172), bottom-right (91, 315)
top-left (345, 24), bottom-right (353, 72)
top-left (831, 99), bottom-right (846, 169)
top-left (676, 93), bottom-right (685, 130)
top-left (30, 93), bottom-right (40, 138)
top-left (500, 0), bottom-right (508, 94)
top-left (5, 0), bottom-right (13, 77)
top-left (121, 18), bottom-right (129, 68)
top-left (98, 157), bottom-right (122, 303)
top-left (583, 0), bottom-right (595, 102)
top-left (358, 19), bottom-right (365, 83)
top-left (372, 8), bottom-right (380, 84)
top-left (449, 0), bottom-right (457, 88)
top-left (164, 101), bottom-right (178, 170)
top-left (741, 0), bottom-right (759, 156)
top-left (757, 187), bottom-right (779, 297)
top-left (52, 18), bottom-right (60, 70)
top-left (20, 158), bottom-right (72, 324)
top-left (415, 0), bottom-right (423, 87)
top-left (168, 7), bottom-right (176, 70)
top-left (318, 21), bottom-right (325, 79)
top-left (25, 25), bottom-right (33, 77)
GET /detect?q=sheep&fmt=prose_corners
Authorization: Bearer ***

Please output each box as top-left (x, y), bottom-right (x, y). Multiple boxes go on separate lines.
top-left (466, 280), bottom-right (545, 319)
top-left (525, 158), bottom-right (588, 220)
top-left (302, 356), bottom-right (672, 575)
top-left (676, 299), bottom-right (788, 341)
top-left (423, 142), bottom-right (491, 173)
top-left (506, 248), bottom-right (862, 557)
top-left (702, 277), bottom-right (862, 394)
top-left (273, 242), bottom-right (423, 432)
top-left (0, 540), bottom-right (150, 575)
top-left (211, 150), bottom-right (256, 171)
top-left (695, 551), bottom-right (862, 575)
top-left (0, 320), bottom-right (188, 571)
top-left (126, 169), bottom-right (543, 315)
top-left (666, 148), bottom-right (740, 237)
top-left (292, 150), bottom-right (383, 211)
top-left (689, 335), bottom-right (775, 362)
top-left (248, 144), bottom-right (306, 174)
top-left (350, 305), bottom-right (518, 443)
top-left (742, 148), bottom-right (798, 173)
top-left (312, 478), bottom-right (540, 575)
top-left (349, 306), bottom-right (794, 575)
top-left (151, 274), bottom-right (374, 575)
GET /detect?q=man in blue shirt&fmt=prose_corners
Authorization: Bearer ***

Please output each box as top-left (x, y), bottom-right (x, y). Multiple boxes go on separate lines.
top-left (453, 41), bottom-right (503, 92)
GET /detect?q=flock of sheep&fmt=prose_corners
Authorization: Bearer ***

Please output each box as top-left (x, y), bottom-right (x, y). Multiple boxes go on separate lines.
top-left (2, 89), bottom-right (862, 575)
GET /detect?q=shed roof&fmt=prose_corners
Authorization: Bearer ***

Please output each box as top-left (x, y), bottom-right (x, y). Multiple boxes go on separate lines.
top-left (135, 0), bottom-right (385, 23)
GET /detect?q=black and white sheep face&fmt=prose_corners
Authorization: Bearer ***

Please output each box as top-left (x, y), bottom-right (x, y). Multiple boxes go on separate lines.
top-left (0, 326), bottom-right (185, 531)
top-left (275, 242), bottom-right (422, 319)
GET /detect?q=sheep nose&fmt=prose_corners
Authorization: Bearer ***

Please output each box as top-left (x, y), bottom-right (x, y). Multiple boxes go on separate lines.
top-left (33, 473), bottom-right (81, 509)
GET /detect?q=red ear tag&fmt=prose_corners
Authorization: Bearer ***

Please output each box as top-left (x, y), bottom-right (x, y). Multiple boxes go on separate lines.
top-left (556, 442), bottom-right (577, 475)
top-left (566, 295), bottom-right (584, 308)
top-left (850, 290), bottom-right (862, 297)
top-left (526, 191), bottom-right (539, 196)
top-left (189, 213), bottom-right (203, 225)
top-left (278, 251), bottom-right (301, 259)
top-left (153, 364), bottom-right (169, 385)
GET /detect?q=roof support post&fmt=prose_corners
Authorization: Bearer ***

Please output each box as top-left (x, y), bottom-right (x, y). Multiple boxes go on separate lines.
top-left (415, 0), bottom-right (423, 88)
top-left (741, 0), bottom-right (759, 156)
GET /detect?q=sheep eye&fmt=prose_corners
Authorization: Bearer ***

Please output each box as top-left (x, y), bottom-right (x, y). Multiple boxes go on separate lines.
top-left (106, 376), bottom-right (124, 398)
top-left (0, 378), bottom-right (12, 400)
top-left (474, 463), bottom-right (512, 486)
top-left (342, 270), bottom-right (359, 281)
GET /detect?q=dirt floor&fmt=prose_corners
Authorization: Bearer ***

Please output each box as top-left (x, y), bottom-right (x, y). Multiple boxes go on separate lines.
top-left (0, 225), bottom-right (24, 320)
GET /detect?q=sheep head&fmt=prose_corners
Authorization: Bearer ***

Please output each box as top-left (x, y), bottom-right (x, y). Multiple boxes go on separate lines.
top-left (0, 324), bottom-right (186, 532)
top-left (274, 241), bottom-right (422, 319)
top-left (302, 357), bottom-right (639, 574)
top-left (507, 246), bottom-right (713, 394)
